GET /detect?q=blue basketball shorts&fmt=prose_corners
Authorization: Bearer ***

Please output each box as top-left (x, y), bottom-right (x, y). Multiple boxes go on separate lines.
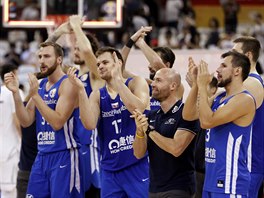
top-left (26, 148), bottom-right (83, 198)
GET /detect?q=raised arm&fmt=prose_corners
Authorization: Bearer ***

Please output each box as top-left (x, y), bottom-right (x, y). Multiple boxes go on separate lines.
top-left (67, 67), bottom-right (100, 130)
top-left (111, 52), bottom-right (150, 113)
top-left (136, 36), bottom-right (166, 72)
top-left (28, 74), bottom-right (77, 131)
top-left (4, 72), bottom-right (35, 127)
top-left (46, 21), bottom-right (72, 43)
top-left (182, 57), bottom-right (199, 120)
top-left (69, 15), bottom-right (99, 78)
top-left (121, 26), bottom-right (152, 64)
top-left (197, 61), bottom-right (255, 129)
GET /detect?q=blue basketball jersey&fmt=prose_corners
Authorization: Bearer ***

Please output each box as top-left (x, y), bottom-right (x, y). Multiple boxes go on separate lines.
top-left (203, 91), bottom-right (254, 195)
top-left (36, 75), bottom-right (78, 153)
top-left (73, 71), bottom-right (93, 145)
top-left (247, 73), bottom-right (264, 174)
top-left (149, 85), bottom-right (160, 110)
top-left (72, 70), bottom-right (101, 189)
top-left (98, 78), bottom-right (147, 171)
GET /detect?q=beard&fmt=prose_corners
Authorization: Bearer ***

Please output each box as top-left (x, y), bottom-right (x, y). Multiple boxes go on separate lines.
top-left (35, 62), bottom-right (57, 79)
top-left (74, 59), bottom-right (85, 65)
top-left (74, 55), bottom-right (85, 65)
top-left (218, 76), bottom-right (232, 87)
top-left (152, 88), bottom-right (169, 102)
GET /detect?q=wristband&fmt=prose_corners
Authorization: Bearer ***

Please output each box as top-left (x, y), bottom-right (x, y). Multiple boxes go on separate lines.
top-left (136, 133), bottom-right (145, 139)
top-left (145, 125), bottom-right (155, 136)
top-left (126, 38), bottom-right (135, 48)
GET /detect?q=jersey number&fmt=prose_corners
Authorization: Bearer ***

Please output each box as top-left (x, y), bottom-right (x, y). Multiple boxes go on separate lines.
top-left (41, 117), bottom-right (49, 125)
top-left (205, 129), bottom-right (210, 142)
top-left (112, 119), bottom-right (121, 134)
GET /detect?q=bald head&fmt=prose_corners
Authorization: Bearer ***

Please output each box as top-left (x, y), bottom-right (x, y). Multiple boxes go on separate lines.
top-left (156, 68), bottom-right (181, 88)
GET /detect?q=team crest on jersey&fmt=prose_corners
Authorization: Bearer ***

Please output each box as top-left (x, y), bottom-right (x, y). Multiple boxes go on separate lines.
top-left (81, 74), bottom-right (88, 81)
top-left (111, 102), bottom-right (119, 109)
top-left (49, 88), bottom-right (57, 98)
top-left (172, 105), bottom-right (179, 113)
top-left (165, 118), bottom-right (176, 125)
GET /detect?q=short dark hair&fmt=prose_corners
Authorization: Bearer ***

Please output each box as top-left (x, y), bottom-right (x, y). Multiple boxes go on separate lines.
top-left (39, 42), bottom-right (64, 58)
top-left (233, 36), bottom-right (261, 63)
top-left (153, 47), bottom-right (175, 68)
top-left (221, 50), bottom-right (250, 81)
top-left (95, 46), bottom-right (124, 63)
top-left (0, 63), bottom-right (18, 81)
top-left (85, 32), bottom-right (100, 54)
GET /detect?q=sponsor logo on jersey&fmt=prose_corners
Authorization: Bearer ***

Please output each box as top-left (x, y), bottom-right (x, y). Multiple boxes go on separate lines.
top-left (37, 131), bottom-right (55, 145)
top-left (108, 135), bottom-right (134, 154)
top-left (102, 105), bottom-right (127, 118)
top-left (205, 147), bottom-right (216, 163)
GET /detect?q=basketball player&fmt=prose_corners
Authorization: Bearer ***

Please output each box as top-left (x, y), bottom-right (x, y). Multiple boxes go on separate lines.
top-left (68, 47), bottom-right (150, 197)
top-left (183, 51), bottom-right (255, 197)
top-left (47, 15), bottom-right (104, 197)
top-left (232, 36), bottom-right (264, 198)
top-left (4, 42), bottom-right (82, 197)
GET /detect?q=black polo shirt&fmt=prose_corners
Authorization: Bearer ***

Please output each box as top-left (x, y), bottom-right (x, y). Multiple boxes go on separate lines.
top-left (147, 100), bottom-right (200, 193)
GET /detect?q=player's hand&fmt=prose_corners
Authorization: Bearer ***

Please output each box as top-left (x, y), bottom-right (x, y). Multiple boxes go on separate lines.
top-left (186, 57), bottom-right (198, 87)
top-left (67, 67), bottom-right (84, 90)
top-left (28, 73), bottom-right (39, 97)
top-left (4, 72), bottom-right (19, 93)
top-left (197, 60), bottom-right (211, 89)
top-left (132, 26), bottom-right (152, 43)
top-left (55, 21), bottom-right (72, 35)
top-left (69, 15), bottom-right (83, 29)
top-left (111, 52), bottom-right (123, 81)
top-left (131, 109), bottom-right (148, 134)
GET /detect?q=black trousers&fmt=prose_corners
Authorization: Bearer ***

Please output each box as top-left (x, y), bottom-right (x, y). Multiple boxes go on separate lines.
top-left (16, 169), bottom-right (31, 198)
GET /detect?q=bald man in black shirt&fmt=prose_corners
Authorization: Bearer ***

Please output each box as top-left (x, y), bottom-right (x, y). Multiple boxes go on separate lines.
top-left (132, 68), bottom-right (200, 198)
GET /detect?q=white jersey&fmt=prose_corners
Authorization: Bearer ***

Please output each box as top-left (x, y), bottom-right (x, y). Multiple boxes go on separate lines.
top-left (0, 85), bottom-right (22, 162)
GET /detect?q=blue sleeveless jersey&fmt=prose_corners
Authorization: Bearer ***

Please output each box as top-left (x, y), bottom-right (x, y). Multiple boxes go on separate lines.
top-left (247, 73), bottom-right (264, 174)
top-left (149, 85), bottom-right (160, 110)
top-left (98, 78), bottom-right (147, 171)
top-left (36, 75), bottom-right (78, 153)
top-left (203, 91), bottom-right (253, 195)
top-left (73, 71), bottom-right (93, 145)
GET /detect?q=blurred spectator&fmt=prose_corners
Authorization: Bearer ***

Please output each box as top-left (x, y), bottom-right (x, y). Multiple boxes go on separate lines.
top-left (20, 0), bottom-right (40, 20)
top-left (218, 32), bottom-right (235, 49)
top-left (205, 17), bottom-right (220, 49)
top-left (178, 16), bottom-right (200, 49)
top-left (158, 27), bottom-right (178, 49)
top-left (165, 0), bottom-right (183, 30)
top-left (4, 43), bottom-right (22, 67)
top-left (221, 0), bottom-right (240, 34)
top-left (144, 0), bottom-right (159, 27)
top-left (132, 8), bottom-right (149, 31)
top-left (252, 13), bottom-right (264, 49)
top-left (180, 0), bottom-right (195, 19)
top-left (20, 41), bottom-right (37, 66)
top-left (0, 64), bottom-right (22, 198)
